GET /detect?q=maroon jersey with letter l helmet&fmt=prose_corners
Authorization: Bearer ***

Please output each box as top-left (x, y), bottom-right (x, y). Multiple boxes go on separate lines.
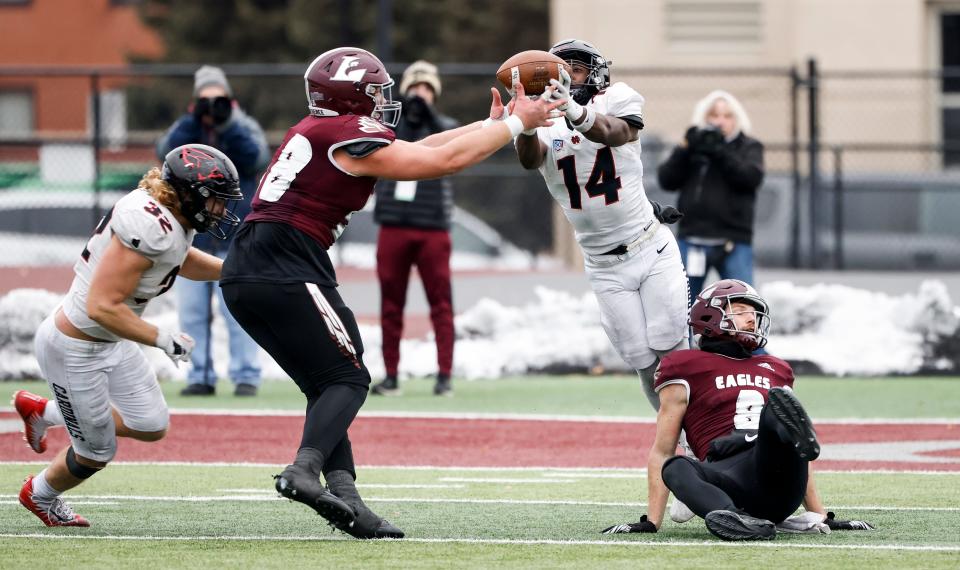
top-left (245, 114), bottom-right (396, 249)
top-left (654, 349), bottom-right (795, 460)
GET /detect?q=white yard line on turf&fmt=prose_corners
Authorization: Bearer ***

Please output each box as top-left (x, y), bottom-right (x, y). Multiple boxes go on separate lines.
top-left (0, 501), bottom-right (118, 506)
top-left (1, 405), bottom-right (956, 424)
top-left (1, 461), bottom-right (959, 475)
top-left (218, 484), bottom-right (467, 492)
top-left (0, 534), bottom-right (956, 552)
top-left (438, 477), bottom-right (574, 484)
top-left (153, 408), bottom-right (958, 425)
top-left (0, 493), bottom-right (957, 511)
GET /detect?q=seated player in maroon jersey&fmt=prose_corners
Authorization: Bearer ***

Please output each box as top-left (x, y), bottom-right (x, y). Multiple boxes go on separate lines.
top-left (219, 47), bottom-right (562, 540)
top-left (600, 279), bottom-right (872, 540)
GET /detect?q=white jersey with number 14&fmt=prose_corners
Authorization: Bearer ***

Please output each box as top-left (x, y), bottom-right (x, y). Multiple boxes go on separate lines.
top-left (534, 82), bottom-right (654, 256)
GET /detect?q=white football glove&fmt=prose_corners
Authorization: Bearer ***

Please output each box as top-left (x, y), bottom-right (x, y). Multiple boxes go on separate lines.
top-left (155, 329), bottom-right (195, 364)
top-left (547, 68), bottom-right (582, 121)
top-left (775, 511), bottom-right (831, 534)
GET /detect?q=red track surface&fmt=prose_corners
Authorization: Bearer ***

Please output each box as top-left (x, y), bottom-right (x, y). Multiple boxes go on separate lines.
top-left (2, 412), bottom-right (959, 471)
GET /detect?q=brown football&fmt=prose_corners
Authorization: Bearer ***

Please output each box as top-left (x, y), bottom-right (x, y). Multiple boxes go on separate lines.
top-left (496, 50), bottom-right (572, 96)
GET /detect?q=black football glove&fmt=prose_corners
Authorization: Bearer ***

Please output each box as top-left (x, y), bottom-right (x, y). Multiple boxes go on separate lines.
top-left (825, 511), bottom-right (875, 531)
top-left (651, 201), bottom-right (683, 225)
top-left (601, 514), bottom-right (658, 534)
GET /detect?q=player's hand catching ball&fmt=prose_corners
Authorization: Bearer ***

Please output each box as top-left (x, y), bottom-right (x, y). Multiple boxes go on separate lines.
top-left (511, 83), bottom-right (565, 135)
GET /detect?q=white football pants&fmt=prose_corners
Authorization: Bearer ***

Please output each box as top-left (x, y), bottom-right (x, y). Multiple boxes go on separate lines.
top-left (584, 225), bottom-right (689, 371)
top-left (33, 315), bottom-right (168, 462)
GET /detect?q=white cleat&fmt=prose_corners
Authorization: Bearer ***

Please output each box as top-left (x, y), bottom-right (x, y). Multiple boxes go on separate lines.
top-left (670, 498), bottom-right (696, 523)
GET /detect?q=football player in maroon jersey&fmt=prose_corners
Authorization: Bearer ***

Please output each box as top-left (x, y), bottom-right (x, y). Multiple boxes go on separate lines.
top-left (601, 279), bottom-right (874, 539)
top-left (219, 47), bottom-right (562, 539)
top-left (603, 279), bottom-right (820, 540)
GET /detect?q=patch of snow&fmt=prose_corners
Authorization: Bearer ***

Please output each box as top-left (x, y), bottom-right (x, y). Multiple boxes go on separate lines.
top-left (3, 280), bottom-right (959, 382)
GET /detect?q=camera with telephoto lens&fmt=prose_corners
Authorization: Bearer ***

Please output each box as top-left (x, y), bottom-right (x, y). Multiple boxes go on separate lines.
top-left (194, 96), bottom-right (233, 126)
top-left (402, 94), bottom-right (435, 128)
top-left (690, 124), bottom-right (724, 156)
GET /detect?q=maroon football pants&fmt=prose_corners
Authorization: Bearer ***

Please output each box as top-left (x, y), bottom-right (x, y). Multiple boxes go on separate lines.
top-left (376, 226), bottom-right (453, 377)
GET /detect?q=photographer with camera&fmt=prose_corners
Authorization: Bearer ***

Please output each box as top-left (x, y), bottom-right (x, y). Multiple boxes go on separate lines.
top-left (370, 60), bottom-right (460, 397)
top-left (657, 90), bottom-right (765, 307)
top-left (156, 65), bottom-right (271, 397)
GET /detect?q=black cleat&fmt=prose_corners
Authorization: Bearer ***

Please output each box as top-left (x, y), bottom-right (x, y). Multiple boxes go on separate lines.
top-left (180, 383), bottom-right (215, 396)
top-left (705, 510), bottom-right (776, 541)
top-left (371, 376), bottom-right (400, 396)
top-left (767, 387), bottom-right (820, 460)
top-left (433, 374), bottom-right (452, 397)
top-left (274, 466), bottom-right (355, 527)
top-left (334, 507), bottom-right (406, 540)
top-left (234, 383), bottom-right (258, 397)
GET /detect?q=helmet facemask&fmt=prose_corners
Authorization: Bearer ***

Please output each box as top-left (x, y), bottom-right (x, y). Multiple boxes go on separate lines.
top-left (368, 80), bottom-right (401, 127)
top-left (714, 295), bottom-right (771, 351)
top-left (181, 186), bottom-right (242, 240)
top-left (160, 144), bottom-right (243, 240)
top-left (550, 44), bottom-right (611, 105)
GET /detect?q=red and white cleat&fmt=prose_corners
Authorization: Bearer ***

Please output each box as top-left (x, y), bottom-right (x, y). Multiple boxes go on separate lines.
top-left (19, 476), bottom-right (90, 527)
top-left (12, 390), bottom-right (50, 453)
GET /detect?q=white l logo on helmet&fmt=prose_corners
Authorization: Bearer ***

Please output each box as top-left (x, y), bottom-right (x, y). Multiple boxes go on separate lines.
top-left (331, 56), bottom-right (367, 81)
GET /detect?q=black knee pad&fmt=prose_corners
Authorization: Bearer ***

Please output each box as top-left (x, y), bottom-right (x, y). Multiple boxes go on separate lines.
top-left (661, 455), bottom-right (698, 490)
top-left (66, 447), bottom-right (102, 479)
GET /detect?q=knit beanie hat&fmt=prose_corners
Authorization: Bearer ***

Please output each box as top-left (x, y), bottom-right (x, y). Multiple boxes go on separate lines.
top-left (193, 65), bottom-right (233, 97)
top-left (399, 60), bottom-right (441, 97)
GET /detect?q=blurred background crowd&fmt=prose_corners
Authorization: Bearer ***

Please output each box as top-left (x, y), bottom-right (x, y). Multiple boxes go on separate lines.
top-left (3, 0), bottom-right (960, 273)
top-left (2, 0), bottom-right (960, 385)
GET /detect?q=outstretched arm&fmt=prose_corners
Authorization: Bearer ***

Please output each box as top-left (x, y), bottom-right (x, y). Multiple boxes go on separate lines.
top-left (417, 88), bottom-right (506, 148)
top-left (336, 84), bottom-right (563, 180)
top-left (802, 466), bottom-right (826, 515)
top-left (180, 247), bottom-right (223, 281)
top-left (416, 122), bottom-right (483, 148)
top-left (647, 384), bottom-right (687, 528)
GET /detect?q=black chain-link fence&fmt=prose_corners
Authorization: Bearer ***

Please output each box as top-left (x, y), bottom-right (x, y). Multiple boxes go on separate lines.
top-left (1, 62), bottom-right (958, 270)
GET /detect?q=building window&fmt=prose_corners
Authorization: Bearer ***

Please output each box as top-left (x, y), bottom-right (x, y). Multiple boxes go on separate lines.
top-left (0, 91), bottom-right (33, 138)
top-left (942, 13), bottom-right (960, 166)
top-left (665, 0), bottom-right (763, 53)
top-left (88, 90), bottom-right (128, 147)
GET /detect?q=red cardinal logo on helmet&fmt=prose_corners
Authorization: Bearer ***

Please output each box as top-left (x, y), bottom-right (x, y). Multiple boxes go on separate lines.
top-left (180, 147), bottom-right (226, 182)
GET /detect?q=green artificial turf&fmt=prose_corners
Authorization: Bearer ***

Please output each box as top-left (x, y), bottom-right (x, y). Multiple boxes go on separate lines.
top-left (6, 375), bottom-right (959, 419)
top-left (0, 465), bottom-right (957, 569)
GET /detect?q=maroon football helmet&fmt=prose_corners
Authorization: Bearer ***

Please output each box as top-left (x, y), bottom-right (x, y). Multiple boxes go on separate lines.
top-left (689, 279), bottom-right (770, 350)
top-left (304, 47), bottom-right (401, 127)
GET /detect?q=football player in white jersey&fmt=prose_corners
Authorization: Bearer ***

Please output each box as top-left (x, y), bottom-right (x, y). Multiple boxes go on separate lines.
top-left (514, 39), bottom-right (689, 408)
top-left (13, 144), bottom-right (243, 527)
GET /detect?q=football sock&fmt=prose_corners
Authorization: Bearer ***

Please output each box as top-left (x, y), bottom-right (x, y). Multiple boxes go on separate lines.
top-left (323, 437), bottom-right (357, 480)
top-left (325, 469), bottom-right (377, 519)
top-left (42, 400), bottom-right (63, 426)
top-left (638, 363), bottom-right (660, 411)
top-left (325, 470), bottom-right (362, 503)
top-left (31, 469), bottom-right (60, 501)
top-left (291, 447), bottom-right (324, 476)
